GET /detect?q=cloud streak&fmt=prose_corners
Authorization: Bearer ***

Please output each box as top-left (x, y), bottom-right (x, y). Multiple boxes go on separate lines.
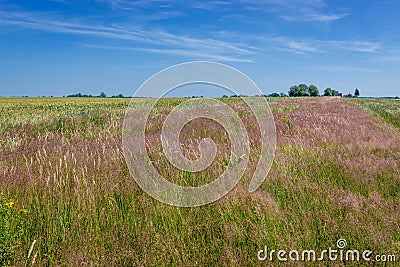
top-left (80, 43), bottom-right (254, 62)
top-left (242, 34), bottom-right (380, 55)
top-left (280, 12), bottom-right (348, 22)
top-left (0, 5), bottom-right (381, 62)
top-left (238, 0), bottom-right (347, 23)
top-left (0, 10), bottom-right (255, 62)
top-left (311, 65), bottom-right (381, 73)
top-left (321, 40), bottom-right (381, 53)
top-left (98, 0), bottom-right (347, 23)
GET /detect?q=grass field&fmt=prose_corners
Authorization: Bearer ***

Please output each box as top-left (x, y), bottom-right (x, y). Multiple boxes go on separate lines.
top-left (0, 97), bottom-right (399, 266)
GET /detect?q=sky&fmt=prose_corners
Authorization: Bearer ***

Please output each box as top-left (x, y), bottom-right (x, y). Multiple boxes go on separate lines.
top-left (0, 0), bottom-right (399, 97)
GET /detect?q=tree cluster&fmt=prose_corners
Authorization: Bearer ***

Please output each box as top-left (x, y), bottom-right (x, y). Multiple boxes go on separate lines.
top-left (66, 92), bottom-right (125, 98)
top-left (288, 84), bottom-right (319, 97)
top-left (67, 93), bottom-right (95, 97)
top-left (323, 88), bottom-right (339, 96)
top-left (266, 92), bottom-right (288, 97)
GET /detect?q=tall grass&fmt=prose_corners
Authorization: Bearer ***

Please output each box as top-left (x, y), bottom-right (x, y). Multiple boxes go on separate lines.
top-left (0, 97), bottom-right (399, 266)
top-left (350, 98), bottom-right (400, 130)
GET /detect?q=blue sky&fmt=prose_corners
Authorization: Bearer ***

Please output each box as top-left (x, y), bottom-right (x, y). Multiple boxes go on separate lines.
top-left (0, 0), bottom-right (399, 97)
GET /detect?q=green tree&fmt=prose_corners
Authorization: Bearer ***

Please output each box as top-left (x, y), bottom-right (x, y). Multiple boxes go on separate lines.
top-left (268, 93), bottom-right (280, 97)
top-left (298, 84), bottom-right (309, 96)
top-left (355, 88), bottom-right (360, 97)
top-left (289, 84), bottom-right (312, 97)
top-left (308, 85), bottom-right (319, 96)
top-left (288, 85), bottom-right (299, 97)
top-left (99, 92), bottom-right (107, 98)
top-left (324, 88), bottom-right (332, 96)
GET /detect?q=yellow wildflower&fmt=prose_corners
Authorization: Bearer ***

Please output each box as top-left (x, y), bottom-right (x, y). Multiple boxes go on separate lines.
top-left (278, 115), bottom-right (290, 123)
top-left (5, 200), bottom-right (14, 208)
top-left (20, 208), bottom-right (28, 214)
top-left (278, 116), bottom-right (291, 129)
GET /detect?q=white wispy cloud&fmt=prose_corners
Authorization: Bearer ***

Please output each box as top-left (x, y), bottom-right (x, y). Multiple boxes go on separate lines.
top-left (80, 43), bottom-right (254, 62)
top-left (311, 65), bottom-right (381, 73)
top-left (98, 0), bottom-right (347, 23)
top-left (238, 0), bottom-right (347, 23)
top-left (280, 12), bottom-right (347, 22)
top-left (97, 0), bottom-right (175, 11)
top-left (321, 40), bottom-right (381, 53)
top-left (0, 5), bottom-right (381, 61)
top-left (285, 40), bottom-right (319, 53)
top-left (96, 0), bottom-right (184, 21)
top-left (260, 36), bottom-right (380, 54)
top-left (191, 1), bottom-right (232, 11)
top-left (99, 0), bottom-right (231, 11)
top-left (0, 10), bottom-right (255, 62)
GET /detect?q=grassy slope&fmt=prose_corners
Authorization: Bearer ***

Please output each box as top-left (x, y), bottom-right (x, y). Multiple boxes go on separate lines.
top-left (349, 98), bottom-right (400, 130)
top-left (0, 97), bottom-right (399, 266)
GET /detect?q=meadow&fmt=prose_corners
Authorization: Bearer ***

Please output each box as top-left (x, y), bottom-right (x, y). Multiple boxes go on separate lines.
top-left (0, 96), bottom-right (399, 266)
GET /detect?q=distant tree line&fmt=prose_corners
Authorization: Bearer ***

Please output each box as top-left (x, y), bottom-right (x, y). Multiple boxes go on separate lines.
top-left (288, 84), bottom-right (319, 97)
top-left (265, 92), bottom-right (288, 97)
top-left (265, 85), bottom-right (361, 98)
top-left (323, 88), bottom-right (339, 96)
top-left (66, 92), bottom-right (126, 98)
top-left (65, 87), bottom-right (362, 99)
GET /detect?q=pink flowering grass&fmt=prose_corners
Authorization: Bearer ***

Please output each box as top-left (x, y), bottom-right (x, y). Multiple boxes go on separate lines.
top-left (0, 97), bottom-right (399, 266)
